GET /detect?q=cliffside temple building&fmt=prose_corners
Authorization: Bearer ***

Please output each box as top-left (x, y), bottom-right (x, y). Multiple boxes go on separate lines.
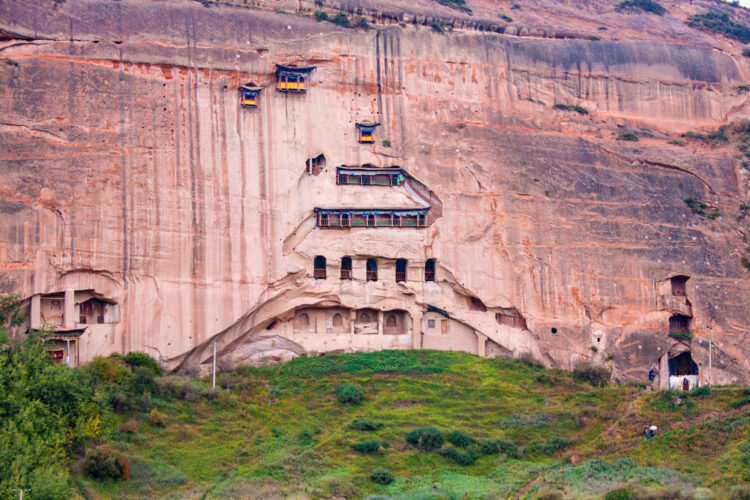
top-left (1, 0), bottom-right (749, 389)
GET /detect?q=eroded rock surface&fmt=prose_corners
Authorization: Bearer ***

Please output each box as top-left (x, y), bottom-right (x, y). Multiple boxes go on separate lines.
top-left (0, 0), bottom-right (748, 385)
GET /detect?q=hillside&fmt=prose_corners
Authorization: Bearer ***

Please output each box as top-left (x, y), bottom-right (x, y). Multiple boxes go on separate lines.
top-left (64, 350), bottom-right (750, 499)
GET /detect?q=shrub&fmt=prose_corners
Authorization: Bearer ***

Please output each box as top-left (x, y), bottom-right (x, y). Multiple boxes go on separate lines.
top-left (498, 14), bottom-right (513, 22)
top-left (692, 385), bottom-right (712, 398)
top-left (82, 445), bottom-right (131, 481)
top-left (441, 445), bottom-right (480, 465)
top-left (573, 362), bottom-right (611, 386)
top-left (371, 468), bottom-right (394, 485)
top-left (132, 366), bottom-right (157, 395)
top-left (518, 351), bottom-right (543, 368)
top-left (447, 430), bottom-right (475, 448)
top-left (615, 0), bottom-right (666, 15)
top-left (536, 491), bottom-right (564, 500)
top-left (617, 132), bottom-right (639, 141)
top-left (156, 376), bottom-right (217, 401)
top-left (336, 383), bottom-right (363, 404)
top-left (730, 485), bottom-right (750, 500)
top-left (668, 139), bottom-right (685, 146)
top-left (122, 352), bottom-right (161, 376)
top-left (351, 440), bottom-right (388, 454)
top-left (729, 397), bottom-right (750, 409)
top-left (436, 0), bottom-right (471, 14)
top-left (528, 437), bottom-right (571, 455)
top-left (552, 103), bottom-right (588, 115)
top-left (382, 139), bottom-right (392, 147)
top-left (585, 35), bottom-right (600, 41)
top-left (480, 439), bottom-right (519, 458)
top-left (688, 12), bottom-right (750, 44)
top-left (406, 427), bottom-right (444, 451)
top-left (314, 10), bottom-right (329, 21)
top-left (122, 419), bottom-right (139, 434)
top-left (744, 48), bottom-right (750, 57)
top-left (108, 388), bottom-right (137, 413)
top-left (332, 12), bottom-right (349, 27)
top-left (668, 331), bottom-right (693, 341)
top-left (348, 419), bottom-right (383, 431)
top-left (605, 487), bottom-right (634, 500)
top-left (354, 17), bottom-right (370, 29)
top-left (148, 409), bottom-right (168, 427)
top-left (297, 429), bottom-right (314, 445)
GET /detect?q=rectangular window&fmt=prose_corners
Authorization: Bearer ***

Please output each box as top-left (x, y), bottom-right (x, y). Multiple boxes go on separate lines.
top-left (427, 319), bottom-right (435, 328)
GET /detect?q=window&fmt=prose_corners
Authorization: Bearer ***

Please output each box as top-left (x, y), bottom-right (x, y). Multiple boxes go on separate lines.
top-left (239, 85), bottom-right (262, 108)
top-left (366, 214), bottom-right (375, 227)
top-left (341, 213), bottom-right (350, 227)
top-left (669, 314), bottom-right (690, 334)
top-left (306, 154), bottom-right (326, 175)
top-left (366, 258), bottom-right (378, 281)
top-left (362, 176), bottom-right (371, 186)
top-left (396, 259), bottom-right (407, 282)
top-left (295, 313), bottom-right (310, 329)
top-left (427, 319), bottom-right (435, 328)
top-left (341, 256), bottom-right (352, 280)
top-left (418, 214), bottom-right (426, 227)
top-left (671, 276), bottom-right (689, 296)
top-left (425, 259), bottom-right (436, 282)
top-left (332, 313), bottom-right (344, 327)
top-left (314, 256), bottom-right (326, 279)
top-left (386, 315), bottom-right (397, 327)
top-left (495, 311), bottom-right (527, 329)
top-left (319, 213), bottom-right (329, 227)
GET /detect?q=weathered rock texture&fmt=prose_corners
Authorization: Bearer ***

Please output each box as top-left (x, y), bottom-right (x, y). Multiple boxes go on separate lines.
top-left (0, 0), bottom-right (748, 385)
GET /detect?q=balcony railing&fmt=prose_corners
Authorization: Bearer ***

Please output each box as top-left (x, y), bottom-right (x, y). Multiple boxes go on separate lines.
top-left (313, 268), bottom-right (327, 279)
top-left (340, 269), bottom-right (352, 280)
top-left (396, 271), bottom-right (406, 282)
top-left (366, 270), bottom-right (378, 281)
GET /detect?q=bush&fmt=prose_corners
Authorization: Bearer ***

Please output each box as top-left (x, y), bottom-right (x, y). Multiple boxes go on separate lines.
top-left (122, 352), bottom-right (161, 376)
top-left (382, 139), bottom-right (391, 147)
top-left (498, 14), bottom-right (513, 22)
top-left (122, 419), bottom-right (139, 434)
top-left (744, 48), bottom-right (750, 57)
top-left (148, 409), bottom-right (168, 427)
top-left (605, 487), bottom-right (634, 500)
top-left (615, 0), bottom-right (665, 15)
top-left (332, 12), bottom-right (349, 27)
top-left (692, 385), bottom-right (712, 398)
top-left (108, 388), bottom-right (137, 413)
top-left (528, 437), bottom-right (571, 455)
top-left (156, 376), bottom-right (217, 401)
top-left (371, 468), bottom-right (394, 485)
top-left (354, 17), bottom-right (370, 29)
top-left (573, 362), bottom-right (611, 386)
top-left (82, 445), bottom-right (131, 481)
top-left (336, 383), bottom-right (363, 404)
top-left (552, 103), bottom-right (589, 115)
top-left (480, 438), bottom-right (520, 458)
top-left (536, 491), bottom-right (564, 500)
top-left (348, 419), bottom-right (383, 431)
top-left (314, 10), bottom-right (329, 21)
top-left (441, 445), bottom-right (480, 465)
top-left (351, 440), bottom-right (388, 454)
top-left (617, 132), bottom-right (639, 141)
top-left (668, 331), bottom-right (693, 341)
top-left (447, 430), bottom-right (475, 448)
top-left (688, 12), bottom-right (750, 44)
top-left (729, 397), bottom-right (750, 409)
top-left (406, 427), bottom-right (444, 451)
top-left (730, 485), bottom-right (750, 500)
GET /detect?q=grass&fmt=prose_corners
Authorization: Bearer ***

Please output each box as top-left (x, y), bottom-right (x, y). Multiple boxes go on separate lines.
top-left (684, 197), bottom-right (720, 219)
top-left (81, 351), bottom-right (750, 498)
top-left (617, 132), bottom-right (639, 141)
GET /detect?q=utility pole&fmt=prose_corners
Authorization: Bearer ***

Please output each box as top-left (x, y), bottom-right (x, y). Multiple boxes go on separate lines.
top-left (13, 489), bottom-right (30, 500)
top-left (709, 337), bottom-right (713, 387)
top-left (212, 341), bottom-right (217, 389)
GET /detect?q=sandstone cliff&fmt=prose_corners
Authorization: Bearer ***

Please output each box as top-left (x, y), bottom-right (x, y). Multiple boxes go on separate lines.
top-left (0, 0), bottom-right (748, 386)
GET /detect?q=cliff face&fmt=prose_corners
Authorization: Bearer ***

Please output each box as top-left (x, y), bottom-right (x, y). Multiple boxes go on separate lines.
top-left (0, 0), bottom-right (748, 384)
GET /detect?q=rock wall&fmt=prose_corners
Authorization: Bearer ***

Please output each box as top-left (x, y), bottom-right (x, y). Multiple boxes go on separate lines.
top-left (0, 0), bottom-right (748, 384)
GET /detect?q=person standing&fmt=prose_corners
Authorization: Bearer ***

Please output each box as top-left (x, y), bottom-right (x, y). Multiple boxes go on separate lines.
top-left (644, 425), bottom-right (649, 440)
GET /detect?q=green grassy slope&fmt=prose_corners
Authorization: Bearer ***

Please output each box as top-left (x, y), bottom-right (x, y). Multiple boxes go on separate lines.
top-left (82, 351), bottom-right (750, 499)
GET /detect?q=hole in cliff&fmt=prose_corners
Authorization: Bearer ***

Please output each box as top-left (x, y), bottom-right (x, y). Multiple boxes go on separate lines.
top-left (467, 297), bottom-right (487, 312)
top-left (495, 308), bottom-right (527, 329)
top-left (597, 337), bottom-right (601, 343)
top-left (670, 275), bottom-right (689, 296)
top-left (551, 328), bottom-right (557, 334)
top-left (113, 40), bottom-right (123, 44)
top-left (306, 154), bottom-right (326, 175)
top-left (266, 319), bottom-right (278, 330)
